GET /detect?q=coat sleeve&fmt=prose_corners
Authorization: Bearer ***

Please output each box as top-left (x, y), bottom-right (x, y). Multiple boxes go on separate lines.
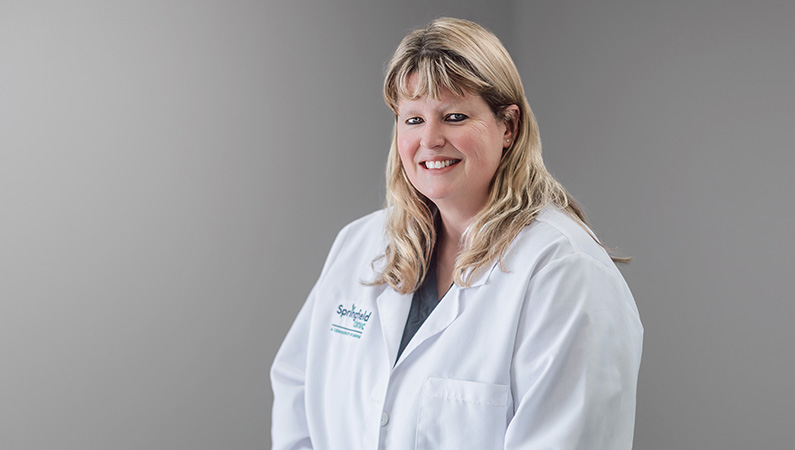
top-left (504, 253), bottom-right (643, 450)
top-left (270, 225), bottom-right (351, 450)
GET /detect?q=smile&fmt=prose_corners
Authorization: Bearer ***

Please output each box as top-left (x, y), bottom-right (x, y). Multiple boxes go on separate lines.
top-left (423, 159), bottom-right (460, 169)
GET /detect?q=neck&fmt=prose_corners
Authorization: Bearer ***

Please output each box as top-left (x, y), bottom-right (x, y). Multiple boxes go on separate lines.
top-left (435, 200), bottom-right (484, 243)
top-left (434, 206), bottom-right (478, 294)
top-left (435, 208), bottom-right (474, 256)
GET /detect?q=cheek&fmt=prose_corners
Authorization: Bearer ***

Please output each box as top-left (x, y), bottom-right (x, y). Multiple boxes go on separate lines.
top-left (457, 133), bottom-right (499, 164)
top-left (396, 136), bottom-right (418, 167)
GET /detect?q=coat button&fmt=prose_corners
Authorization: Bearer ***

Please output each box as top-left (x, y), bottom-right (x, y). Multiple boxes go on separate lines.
top-left (380, 411), bottom-right (389, 426)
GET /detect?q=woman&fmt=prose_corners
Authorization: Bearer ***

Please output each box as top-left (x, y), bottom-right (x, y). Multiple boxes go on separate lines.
top-left (271, 17), bottom-right (642, 450)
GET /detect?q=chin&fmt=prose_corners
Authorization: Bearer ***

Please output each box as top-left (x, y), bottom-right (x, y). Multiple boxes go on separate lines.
top-left (418, 190), bottom-right (450, 204)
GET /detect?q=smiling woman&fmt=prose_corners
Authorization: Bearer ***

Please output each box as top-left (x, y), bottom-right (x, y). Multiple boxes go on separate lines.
top-left (271, 17), bottom-right (643, 450)
top-left (394, 85), bottom-right (518, 294)
top-left (396, 84), bottom-right (514, 225)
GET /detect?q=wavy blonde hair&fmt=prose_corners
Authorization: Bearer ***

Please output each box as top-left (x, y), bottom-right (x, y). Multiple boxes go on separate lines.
top-left (373, 17), bottom-right (627, 294)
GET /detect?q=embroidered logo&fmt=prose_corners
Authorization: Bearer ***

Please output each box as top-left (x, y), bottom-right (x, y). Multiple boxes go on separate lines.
top-left (330, 303), bottom-right (372, 339)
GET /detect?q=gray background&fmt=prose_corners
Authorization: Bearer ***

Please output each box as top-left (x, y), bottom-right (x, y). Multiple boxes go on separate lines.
top-left (1, 1), bottom-right (793, 449)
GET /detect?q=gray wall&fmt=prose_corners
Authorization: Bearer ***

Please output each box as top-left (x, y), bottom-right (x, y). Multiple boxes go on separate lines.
top-left (1, 1), bottom-right (792, 449)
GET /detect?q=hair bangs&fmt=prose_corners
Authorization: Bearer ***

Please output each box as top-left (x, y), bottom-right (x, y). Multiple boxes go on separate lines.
top-left (386, 51), bottom-right (488, 113)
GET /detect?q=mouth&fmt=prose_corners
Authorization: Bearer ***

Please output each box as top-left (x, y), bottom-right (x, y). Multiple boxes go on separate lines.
top-left (421, 159), bottom-right (461, 170)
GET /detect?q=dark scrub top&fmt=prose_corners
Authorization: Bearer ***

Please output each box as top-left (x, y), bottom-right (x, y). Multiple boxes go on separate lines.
top-left (396, 249), bottom-right (452, 363)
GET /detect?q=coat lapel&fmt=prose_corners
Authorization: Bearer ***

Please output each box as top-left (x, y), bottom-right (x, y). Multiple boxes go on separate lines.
top-left (375, 287), bottom-right (412, 367)
top-left (378, 259), bottom-right (501, 369)
top-left (394, 285), bottom-right (462, 368)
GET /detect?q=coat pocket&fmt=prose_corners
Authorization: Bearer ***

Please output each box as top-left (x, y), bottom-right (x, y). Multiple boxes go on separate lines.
top-left (416, 377), bottom-right (509, 450)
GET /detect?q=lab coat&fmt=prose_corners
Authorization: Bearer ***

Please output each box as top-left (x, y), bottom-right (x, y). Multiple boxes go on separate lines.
top-left (271, 207), bottom-right (643, 450)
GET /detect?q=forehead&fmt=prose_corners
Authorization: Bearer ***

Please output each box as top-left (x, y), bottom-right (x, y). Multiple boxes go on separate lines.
top-left (396, 85), bottom-right (485, 114)
top-left (397, 70), bottom-right (468, 100)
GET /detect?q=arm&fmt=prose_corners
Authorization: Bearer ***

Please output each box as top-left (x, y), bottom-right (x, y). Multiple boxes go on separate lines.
top-left (270, 225), bottom-right (351, 450)
top-left (505, 253), bottom-right (643, 449)
top-left (270, 288), bottom-right (316, 450)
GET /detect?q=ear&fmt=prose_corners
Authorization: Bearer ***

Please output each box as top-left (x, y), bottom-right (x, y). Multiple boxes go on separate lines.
top-left (501, 104), bottom-right (520, 149)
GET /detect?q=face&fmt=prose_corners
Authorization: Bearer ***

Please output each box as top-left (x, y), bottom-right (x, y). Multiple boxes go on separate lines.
top-left (396, 84), bottom-right (515, 218)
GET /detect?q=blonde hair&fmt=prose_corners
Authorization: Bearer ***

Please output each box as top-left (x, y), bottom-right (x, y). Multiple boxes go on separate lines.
top-left (373, 17), bottom-right (627, 294)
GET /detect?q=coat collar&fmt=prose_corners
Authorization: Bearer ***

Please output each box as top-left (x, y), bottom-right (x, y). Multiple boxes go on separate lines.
top-left (466, 257), bottom-right (501, 287)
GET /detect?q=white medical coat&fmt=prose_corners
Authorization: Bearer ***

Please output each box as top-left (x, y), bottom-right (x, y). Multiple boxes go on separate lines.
top-left (271, 208), bottom-right (643, 449)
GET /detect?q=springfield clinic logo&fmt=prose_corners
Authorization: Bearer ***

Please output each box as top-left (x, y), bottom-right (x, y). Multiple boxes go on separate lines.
top-left (329, 303), bottom-right (372, 339)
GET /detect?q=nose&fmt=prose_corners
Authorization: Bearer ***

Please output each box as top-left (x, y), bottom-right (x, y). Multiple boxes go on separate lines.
top-left (420, 122), bottom-right (445, 149)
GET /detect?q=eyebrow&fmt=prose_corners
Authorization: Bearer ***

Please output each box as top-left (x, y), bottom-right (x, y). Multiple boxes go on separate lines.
top-left (397, 99), bottom-right (467, 116)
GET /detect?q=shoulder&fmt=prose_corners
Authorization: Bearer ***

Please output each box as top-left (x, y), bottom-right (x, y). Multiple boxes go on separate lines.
top-left (505, 206), bottom-right (640, 318)
top-left (339, 208), bottom-right (387, 235)
top-left (318, 209), bottom-right (388, 280)
top-left (509, 207), bottom-right (616, 270)
top-left (495, 206), bottom-right (628, 290)
top-left (333, 209), bottom-right (388, 251)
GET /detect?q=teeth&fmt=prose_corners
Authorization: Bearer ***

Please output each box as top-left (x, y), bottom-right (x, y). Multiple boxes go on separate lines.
top-left (424, 160), bottom-right (455, 169)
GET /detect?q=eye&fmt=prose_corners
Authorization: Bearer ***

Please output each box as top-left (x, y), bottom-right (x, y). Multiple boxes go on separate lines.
top-left (445, 113), bottom-right (468, 122)
top-left (405, 117), bottom-right (424, 125)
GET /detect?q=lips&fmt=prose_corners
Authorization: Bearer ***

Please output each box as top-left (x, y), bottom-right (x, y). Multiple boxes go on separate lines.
top-left (422, 159), bottom-right (461, 169)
